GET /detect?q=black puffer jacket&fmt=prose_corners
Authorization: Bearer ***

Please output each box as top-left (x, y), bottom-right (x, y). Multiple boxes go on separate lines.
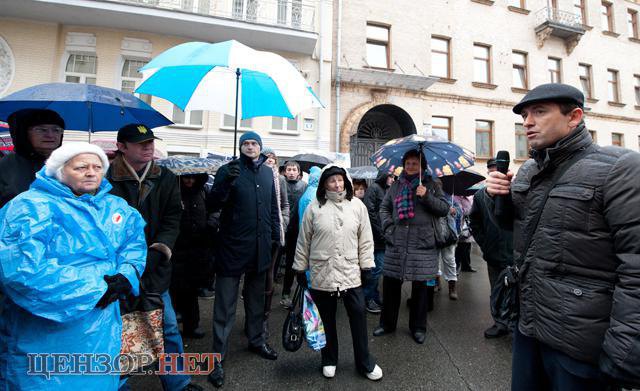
top-left (469, 187), bottom-right (513, 268)
top-left (208, 154), bottom-right (280, 277)
top-left (0, 109), bottom-right (64, 208)
top-left (363, 170), bottom-right (391, 250)
top-left (490, 124), bottom-right (640, 385)
top-left (380, 174), bottom-right (449, 281)
top-left (285, 179), bottom-right (306, 215)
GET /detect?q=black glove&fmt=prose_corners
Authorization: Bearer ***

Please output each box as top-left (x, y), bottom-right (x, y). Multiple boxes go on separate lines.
top-left (96, 273), bottom-right (132, 309)
top-left (226, 160), bottom-right (241, 181)
top-left (296, 271), bottom-right (308, 289)
top-left (361, 269), bottom-right (372, 285)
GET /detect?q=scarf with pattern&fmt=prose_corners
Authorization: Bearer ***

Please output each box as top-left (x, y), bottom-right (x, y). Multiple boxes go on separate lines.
top-left (395, 173), bottom-right (420, 220)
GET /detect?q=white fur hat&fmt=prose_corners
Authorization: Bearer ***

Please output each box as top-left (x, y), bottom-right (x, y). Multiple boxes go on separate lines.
top-left (45, 142), bottom-right (110, 179)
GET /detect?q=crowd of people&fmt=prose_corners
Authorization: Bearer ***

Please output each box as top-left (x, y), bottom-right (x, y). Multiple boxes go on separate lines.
top-left (0, 81), bottom-right (639, 391)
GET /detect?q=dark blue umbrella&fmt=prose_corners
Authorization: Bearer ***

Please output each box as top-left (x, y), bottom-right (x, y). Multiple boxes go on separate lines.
top-left (0, 83), bottom-right (172, 132)
top-left (371, 134), bottom-right (475, 179)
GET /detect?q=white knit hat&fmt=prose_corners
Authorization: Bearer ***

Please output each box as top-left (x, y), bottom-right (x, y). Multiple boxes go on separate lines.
top-left (45, 142), bottom-right (110, 180)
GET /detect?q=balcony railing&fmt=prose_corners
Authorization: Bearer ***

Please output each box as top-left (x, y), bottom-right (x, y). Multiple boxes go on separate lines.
top-left (110, 0), bottom-right (317, 32)
top-left (535, 7), bottom-right (583, 30)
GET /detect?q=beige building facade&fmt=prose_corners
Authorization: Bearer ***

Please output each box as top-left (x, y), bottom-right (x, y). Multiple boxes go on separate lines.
top-left (333, 0), bottom-right (640, 169)
top-left (0, 0), bottom-right (333, 158)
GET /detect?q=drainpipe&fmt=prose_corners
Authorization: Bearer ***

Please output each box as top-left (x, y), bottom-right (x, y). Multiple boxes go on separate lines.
top-left (334, 0), bottom-right (342, 153)
top-left (316, 0), bottom-right (324, 151)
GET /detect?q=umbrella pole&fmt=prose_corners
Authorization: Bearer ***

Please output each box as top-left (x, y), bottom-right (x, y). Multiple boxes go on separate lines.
top-left (232, 68), bottom-right (241, 159)
top-left (88, 101), bottom-right (93, 142)
top-left (419, 144), bottom-right (422, 186)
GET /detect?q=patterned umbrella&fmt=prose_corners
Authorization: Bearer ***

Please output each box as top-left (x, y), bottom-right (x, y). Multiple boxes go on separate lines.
top-left (370, 134), bottom-right (474, 178)
top-left (155, 155), bottom-right (225, 175)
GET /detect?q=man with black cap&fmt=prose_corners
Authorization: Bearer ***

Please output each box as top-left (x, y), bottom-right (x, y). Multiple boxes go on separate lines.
top-left (107, 124), bottom-right (202, 391)
top-left (0, 108), bottom-right (64, 208)
top-left (469, 157), bottom-right (513, 339)
top-left (206, 131), bottom-right (280, 388)
top-left (486, 83), bottom-right (640, 389)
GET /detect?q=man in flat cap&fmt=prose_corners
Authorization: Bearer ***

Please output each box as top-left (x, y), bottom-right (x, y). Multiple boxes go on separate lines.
top-left (107, 124), bottom-right (202, 391)
top-left (486, 83), bottom-right (640, 389)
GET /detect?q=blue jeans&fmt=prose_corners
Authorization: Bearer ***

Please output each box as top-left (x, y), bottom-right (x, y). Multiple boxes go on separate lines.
top-left (363, 250), bottom-right (384, 303)
top-left (119, 291), bottom-right (190, 391)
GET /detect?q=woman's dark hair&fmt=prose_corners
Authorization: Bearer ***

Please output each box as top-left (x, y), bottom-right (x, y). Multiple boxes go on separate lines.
top-left (402, 149), bottom-right (427, 171)
top-left (316, 166), bottom-right (353, 206)
top-left (353, 178), bottom-right (368, 191)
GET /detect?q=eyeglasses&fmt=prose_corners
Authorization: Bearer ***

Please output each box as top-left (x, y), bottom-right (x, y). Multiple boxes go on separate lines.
top-left (29, 126), bottom-right (64, 135)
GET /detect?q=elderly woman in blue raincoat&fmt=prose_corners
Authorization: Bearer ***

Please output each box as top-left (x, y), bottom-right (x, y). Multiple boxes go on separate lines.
top-left (0, 142), bottom-right (147, 390)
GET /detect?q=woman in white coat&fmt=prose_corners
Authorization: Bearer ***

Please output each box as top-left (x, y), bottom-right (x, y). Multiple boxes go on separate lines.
top-left (293, 165), bottom-right (382, 381)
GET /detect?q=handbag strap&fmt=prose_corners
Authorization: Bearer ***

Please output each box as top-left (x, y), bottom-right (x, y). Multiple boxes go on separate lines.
top-left (515, 146), bottom-right (594, 267)
top-left (290, 283), bottom-right (303, 311)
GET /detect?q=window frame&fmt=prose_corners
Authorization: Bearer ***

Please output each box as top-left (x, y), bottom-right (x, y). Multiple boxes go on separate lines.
top-left (512, 50), bottom-right (528, 90)
top-left (574, 0), bottom-right (588, 25)
top-left (607, 68), bottom-right (620, 103)
top-left (514, 123), bottom-right (529, 160)
top-left (120, 57), bottom-right (151, 105)
top-left (548, 57), bottom-right (562, 83)
top-left (601, 1), bottom-right (615, 32)
top-left (64, 53), bottom-right (97, 85)
top-left (473, 43), bottom-right (492, 84)
top-left (221, 114), bottom-right (252, 130)
top-left (628, 9), bottom-right (639, 38)
top-left (430, 35), bottom-right (451, 79)
top-left (431, 116), bottom-right (452, 141)
top-left (271, 116), bottom-right (299, 132)
top-left (475, 119), bottom-right (494, 159)
top-left (366, 22), bottom-right (391, 69)
top-left (589, 130), bottom-right (598, 144)
top-left (634, 74), bottom-right (640, 106)
top-left (509, 0), bottom-right (526, 9)
top-left (611, 132), bottom-right (624, 147)
top-left (579, 63), bottom-right (594, 99)
top-left (171, 105), bottom-right (204, 128)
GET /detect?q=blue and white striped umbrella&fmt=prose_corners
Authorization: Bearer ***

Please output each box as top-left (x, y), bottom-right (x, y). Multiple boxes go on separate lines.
top-left (136, 40), bottom-right (323, 118)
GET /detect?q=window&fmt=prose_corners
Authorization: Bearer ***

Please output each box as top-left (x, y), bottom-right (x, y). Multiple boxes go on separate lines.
top-left (172, 106), bottom-right (203, 127)
top-left (431, 36), bottom-right (451, 78)
top-left (277, 0), bottom-right (302, 27)
top-left (634, 75), bottom-right (640, 105)
top-left (515, 123), bottom-right (529, 160)
top-left (574, 0), bottom-right (588, 24)
top-left (272, 116), bottom-right (298, 131)
top-left (233, 0), bottom-right (258, 22)
top-left (366, 23), bottom-right (390, 69)
top-left (431, 116), bottom-right (452, 140)
top-left (512, 51), bottom-right (528, 89)
top-left (121, 59), bottom-right (151, 104)
top-left (607, 69), bottom-right (620, 102)
top-left (611, 132), bottom-right (624, 146)
top-left (223, 114), bottom-right (251, 128)
top-left (601, 1), bottom-right (614, 32)
top-left (548, 57), bottom-right (562, 83)
top-left (589, 130), bottom-right (598, 144)
top-left (475, 120), bottom-right (493, 158)
top-left (509, 0), bottom-right (525, 8)
top-left (473, 44), bottom-right (491, 83)
top-left (579, 63), bottom-right (593, 99)
top-left (65, 54), bottom-right (97, 84)
top-left (628, 9), bottom-right (639, 38)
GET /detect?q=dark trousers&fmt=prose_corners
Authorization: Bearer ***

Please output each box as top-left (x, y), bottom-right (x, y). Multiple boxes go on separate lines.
top-left (175, 284), bottom-right (200, 332)
top-left (487, 263), bottom-right (506, 327)
top-left (512, 328), bottom-right (615, 391)
top-left (379, 276), bottom-right (428, 333)
top-left (455, 241), bottom-right (472, 270)
top-left (212, 271), bottom-right (266, 359)
top-left (264, 243), bottom-right (282, 319)
top-left (282, 242), bottom-right (296, 296)
top-left (310, 287), bottom-right (375, 374)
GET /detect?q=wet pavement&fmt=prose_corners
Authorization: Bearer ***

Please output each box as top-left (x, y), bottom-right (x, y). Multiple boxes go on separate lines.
top-left (131, 249), bottom-right (513, 390)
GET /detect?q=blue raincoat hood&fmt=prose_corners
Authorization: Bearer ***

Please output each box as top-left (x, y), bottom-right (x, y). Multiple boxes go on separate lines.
top-left (298, 166), bottom-right (322, 225)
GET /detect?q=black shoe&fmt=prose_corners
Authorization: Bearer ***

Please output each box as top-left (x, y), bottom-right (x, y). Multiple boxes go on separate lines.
top-left (461, 267), bottom-right (478, 273)
top-left (373, 326), bottom-right (391, 337)
top-left (366, 299), bottom-right (382, 314)
top-left (484, 324), bottom-right (509, 339)
top-left (248, 343), bottom-right (278, 360)
top-left (182, 383), bottom-right (204, 391)
top-left (183, 327), bottom-right (206, 339)
top-left (208, 363), bottom-right (224, 388)
top-left (412, 332), bottom-right (426, 344)
top-left (198, 288), bottom-right (215, 300)
top-left (175, 312), bottom-right (183, 323)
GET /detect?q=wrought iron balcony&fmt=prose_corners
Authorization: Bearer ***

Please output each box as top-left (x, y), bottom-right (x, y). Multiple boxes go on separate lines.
top-left (534, 7), bottom-right (585, 54)
top-left (110, 0), bottom-right (317, 32)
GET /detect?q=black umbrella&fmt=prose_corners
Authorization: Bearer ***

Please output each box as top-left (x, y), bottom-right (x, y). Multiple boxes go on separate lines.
top-left (439, 170), bottom-right (485, 196)
top-left (286, 153), bottom-right (332, 173)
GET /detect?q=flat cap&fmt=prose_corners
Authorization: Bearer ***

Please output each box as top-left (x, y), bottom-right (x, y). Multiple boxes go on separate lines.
top-left (513, 83), bottom-right (584, 114)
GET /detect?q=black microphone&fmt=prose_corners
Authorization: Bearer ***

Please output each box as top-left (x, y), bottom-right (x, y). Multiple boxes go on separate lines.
top-left (494, 150), bottom-right (510, 217)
